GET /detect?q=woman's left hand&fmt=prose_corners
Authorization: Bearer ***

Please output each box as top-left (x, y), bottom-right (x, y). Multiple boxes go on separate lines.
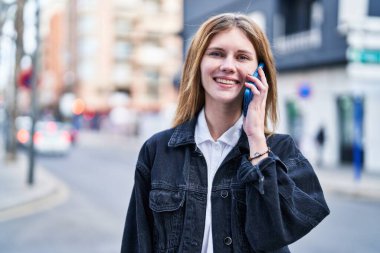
top-left (243, 66), bottom-right (269, 139)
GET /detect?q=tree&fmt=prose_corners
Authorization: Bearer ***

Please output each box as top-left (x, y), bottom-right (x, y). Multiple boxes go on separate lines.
top-left (5, 0), bottom-right (26, 161)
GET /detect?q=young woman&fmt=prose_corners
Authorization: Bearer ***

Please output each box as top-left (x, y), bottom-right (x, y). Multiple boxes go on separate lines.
top-left (121, 13), bottom-right (329, 253)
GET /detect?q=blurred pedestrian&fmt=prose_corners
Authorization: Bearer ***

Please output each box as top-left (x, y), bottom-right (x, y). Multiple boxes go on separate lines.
top-left (121, 13), bottom-right (329, 253)
top-left (315, 125), bottom-right (326, 167)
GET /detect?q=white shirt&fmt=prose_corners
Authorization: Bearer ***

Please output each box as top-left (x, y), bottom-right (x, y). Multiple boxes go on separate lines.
top-left (195, 109), bottom-right (243, 253)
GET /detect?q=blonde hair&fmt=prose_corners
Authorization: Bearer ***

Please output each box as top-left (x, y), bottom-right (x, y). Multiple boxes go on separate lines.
top-left (173, 13), bottom-right (278, 134)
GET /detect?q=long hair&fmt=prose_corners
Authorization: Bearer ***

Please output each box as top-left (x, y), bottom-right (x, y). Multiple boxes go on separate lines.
top-left (173, 13), bottom-right (278, 134)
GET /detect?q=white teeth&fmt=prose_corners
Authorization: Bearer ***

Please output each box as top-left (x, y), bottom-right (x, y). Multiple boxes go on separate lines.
top-left (215, 78), bottom-right (237, 85)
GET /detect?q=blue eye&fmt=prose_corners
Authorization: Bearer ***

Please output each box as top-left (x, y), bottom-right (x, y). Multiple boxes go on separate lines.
top-left (208, 51), bottom-right (223, 57)
top-left (237, 55), bottom-right (250, 61)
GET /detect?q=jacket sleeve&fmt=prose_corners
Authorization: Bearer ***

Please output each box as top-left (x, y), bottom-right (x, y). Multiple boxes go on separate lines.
top-left (237, 135), bottom-right (330, 251)
top-left (121, 147), bottom-right (153, 253)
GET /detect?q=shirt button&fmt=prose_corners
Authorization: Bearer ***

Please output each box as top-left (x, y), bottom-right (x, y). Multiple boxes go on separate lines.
top-left (221, 190), bottom-right (229, 198)
top-left (224, 236), bottom-right (232, 246)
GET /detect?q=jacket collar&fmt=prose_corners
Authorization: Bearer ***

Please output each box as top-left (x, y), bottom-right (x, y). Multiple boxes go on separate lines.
top-left (168, 117), bottom-right (198, 147)
top-left (168, 114), bottom-right (250, 155)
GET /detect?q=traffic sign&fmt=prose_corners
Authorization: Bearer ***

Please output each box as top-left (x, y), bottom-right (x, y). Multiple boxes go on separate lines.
top-left (18, 68), bottom-right (33, 89)
top-left (297, 82), bottom-right (312, 99)
top-left (347, 48), bottom-right (380, 64)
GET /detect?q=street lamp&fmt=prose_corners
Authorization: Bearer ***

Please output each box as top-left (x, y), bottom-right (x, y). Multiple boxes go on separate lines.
top-left (27, 0), bottom-right (41, 185)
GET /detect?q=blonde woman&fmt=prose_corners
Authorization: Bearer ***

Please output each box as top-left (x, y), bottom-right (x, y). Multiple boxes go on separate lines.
top-left (121, 13), bottom-right (329, 253)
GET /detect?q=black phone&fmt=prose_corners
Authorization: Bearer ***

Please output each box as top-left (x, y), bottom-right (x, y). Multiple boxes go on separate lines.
top-left (242, 62), bottom-right (265, 117)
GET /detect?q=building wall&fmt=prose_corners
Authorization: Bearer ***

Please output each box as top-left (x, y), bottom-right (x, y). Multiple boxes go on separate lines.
top-left (278, 65), bottom-right (380, 172)
top-left (277, 66), bottom-right (346, 168)
top-left (68, 0), bottom-right (183, 113)
top-left (39, 0), bottom-right (67, 114)
top-left (365, 82), bottom-right (380, 171)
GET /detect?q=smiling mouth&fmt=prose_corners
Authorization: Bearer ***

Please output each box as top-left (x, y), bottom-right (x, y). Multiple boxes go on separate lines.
top-left (214, 78), bottom-right (240, 85)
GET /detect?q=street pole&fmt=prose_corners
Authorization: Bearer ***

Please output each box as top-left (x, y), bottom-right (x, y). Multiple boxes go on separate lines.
top-left (28, 0), bottom-right (40, 185)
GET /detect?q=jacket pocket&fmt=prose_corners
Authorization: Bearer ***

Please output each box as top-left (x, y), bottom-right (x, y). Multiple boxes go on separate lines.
top-left (149, 189), bottom-right (186, 252)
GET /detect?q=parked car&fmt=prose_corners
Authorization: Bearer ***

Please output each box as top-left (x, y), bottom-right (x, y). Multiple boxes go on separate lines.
top-left (16, 117), bottom-right (72, 155)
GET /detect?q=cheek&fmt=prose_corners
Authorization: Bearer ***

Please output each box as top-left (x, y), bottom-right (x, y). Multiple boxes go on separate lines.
top-left (239, 60), bottom-right (258, 74)
top-left (200, 60), bottom-right (212, 75)
top-left (238, 66), bottom-right (256, 85)
top-left (200, 63), bottom-right (214, 84)
top-left (200, 68), bottom-right (207, 86)
top-left (240, 65), bottom-right (255, 76)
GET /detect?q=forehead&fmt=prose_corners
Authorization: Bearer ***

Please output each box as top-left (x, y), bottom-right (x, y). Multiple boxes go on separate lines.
top-left (207, 27), bottom-right (255, 52)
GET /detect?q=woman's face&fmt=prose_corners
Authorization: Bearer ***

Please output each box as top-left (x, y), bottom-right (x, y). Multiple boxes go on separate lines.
top-left (200, 27), bottom-right (258, 108)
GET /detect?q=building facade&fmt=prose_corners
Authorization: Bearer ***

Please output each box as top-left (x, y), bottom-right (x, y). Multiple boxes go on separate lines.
top-left (63, 0), bottom-right (183, 115)
top-left (183, 0), bottom-right (380, 172)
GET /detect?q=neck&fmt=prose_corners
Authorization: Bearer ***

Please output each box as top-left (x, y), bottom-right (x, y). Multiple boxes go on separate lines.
top-left (204, 104), bottom-right (241, 141)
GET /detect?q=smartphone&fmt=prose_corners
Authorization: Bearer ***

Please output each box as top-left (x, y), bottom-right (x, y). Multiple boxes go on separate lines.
top-left (242, 62), bottom-right (265, 117)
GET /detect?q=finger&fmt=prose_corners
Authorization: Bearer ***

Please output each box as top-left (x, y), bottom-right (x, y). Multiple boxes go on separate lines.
top-left (258, 67), bottom-right (268, 87)
top-left (244, 81), bottom-right (260, 96)
top-left (246, 75), bottom-right (267, 93)
top-left (245, 74), bottom-right (263, 87)
top-left (252, 77), bottom-right (266, 91)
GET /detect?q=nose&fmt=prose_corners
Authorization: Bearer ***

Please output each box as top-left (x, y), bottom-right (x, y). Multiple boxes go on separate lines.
top-left (220, 56), bottom-right (236, 73)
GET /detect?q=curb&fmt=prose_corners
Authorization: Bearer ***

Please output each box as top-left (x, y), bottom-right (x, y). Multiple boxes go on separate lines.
top-left (0, 179), bottom-right (69, 222)
top-left (0, 155), bottom-right (69, 222)
top-left (316, 168), bottom-right (380, 202)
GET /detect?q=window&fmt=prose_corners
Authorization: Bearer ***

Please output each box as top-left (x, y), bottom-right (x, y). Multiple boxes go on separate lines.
top-left (369, 0), bottom-right (380, 17)
top-left (144, 0), bottom-right (160, 13)
top-left (113, 63), bottom-right (132, 84)
top-left (77, 0), bottom-right (98, 11)
top-left (78, 60), bottom-right (96, 81)
top-left (144, 70), bottom-right (159, 99)
top-left (77, 37), bottom-right (98, 58)
top-left (279, 0), bottom-right (320, 35)
top-left (114, 41), bottom-right (132, 61)
top-left (137, 42), bottom-right (165, 66)
top-left (77, 16), bottom-right (97, 34)
top-left (114, 19), bottom-right (131, 36)
top-left (274, 0), bottom-right (322, 54)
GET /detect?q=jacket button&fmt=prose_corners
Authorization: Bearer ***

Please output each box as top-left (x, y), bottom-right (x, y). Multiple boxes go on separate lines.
top-left (224, 236), bottom-right (232, 245)
top-left (221, 190), bottom-right (228, 198)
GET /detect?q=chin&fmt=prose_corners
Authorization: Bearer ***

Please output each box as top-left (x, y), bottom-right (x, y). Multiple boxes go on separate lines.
top-left (218, 96), bottom-right (242, 106)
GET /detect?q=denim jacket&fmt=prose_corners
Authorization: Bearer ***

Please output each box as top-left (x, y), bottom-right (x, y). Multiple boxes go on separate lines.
top-left (121, 117), bottom-right (330, 253)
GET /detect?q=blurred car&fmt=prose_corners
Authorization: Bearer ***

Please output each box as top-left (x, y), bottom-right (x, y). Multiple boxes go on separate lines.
top-left (16, 117), bottom-right (72, 155)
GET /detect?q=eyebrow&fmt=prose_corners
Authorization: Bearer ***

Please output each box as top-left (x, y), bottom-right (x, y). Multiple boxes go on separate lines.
top-left (206, 47), bottom-right (255, 55)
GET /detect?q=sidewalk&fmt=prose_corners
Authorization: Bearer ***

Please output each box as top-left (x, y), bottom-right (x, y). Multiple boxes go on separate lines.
top-left (316, 165), bottom-right (380, 201)
top-left (1, 151), bottom-right (380, 223)
top-left (0, 153), bottom-right (69, 222)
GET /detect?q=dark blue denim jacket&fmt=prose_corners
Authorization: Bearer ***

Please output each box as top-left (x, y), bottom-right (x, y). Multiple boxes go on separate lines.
top-left (121, 117), bottom-right (330, 253)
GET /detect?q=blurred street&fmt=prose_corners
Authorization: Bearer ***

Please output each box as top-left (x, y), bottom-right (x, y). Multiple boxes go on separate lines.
top-left (0, 129), bottom-right (380, 253)
top-left (0, 131), bottom-right (140, 253)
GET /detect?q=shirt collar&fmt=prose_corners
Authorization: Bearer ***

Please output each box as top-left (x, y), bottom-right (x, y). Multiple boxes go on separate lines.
top-left (195, 108), bottom-right (243, 147)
